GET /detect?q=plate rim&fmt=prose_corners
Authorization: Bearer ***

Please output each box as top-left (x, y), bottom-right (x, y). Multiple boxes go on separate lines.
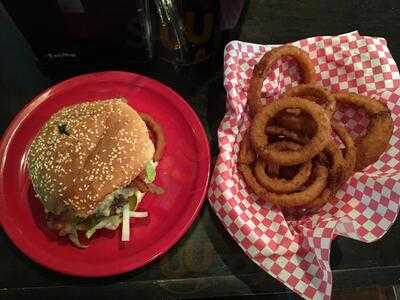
top-left (0, 71), bottom-right (211, 277)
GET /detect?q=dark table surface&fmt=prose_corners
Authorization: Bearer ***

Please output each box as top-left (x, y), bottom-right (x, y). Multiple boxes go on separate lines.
top-left (1, 1), bottom-right (400, 299)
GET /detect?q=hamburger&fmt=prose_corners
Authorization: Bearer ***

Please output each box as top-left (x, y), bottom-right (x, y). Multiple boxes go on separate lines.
top-left (27, 98), bottom-right (164, 247)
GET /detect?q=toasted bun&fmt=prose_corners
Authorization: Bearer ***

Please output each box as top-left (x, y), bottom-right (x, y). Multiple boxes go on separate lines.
top-left (27, 99), bottom-right (154, 217)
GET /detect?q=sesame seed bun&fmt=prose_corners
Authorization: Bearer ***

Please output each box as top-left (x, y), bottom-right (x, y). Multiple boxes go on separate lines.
top-left (27, 98), bottom-right (155, 218)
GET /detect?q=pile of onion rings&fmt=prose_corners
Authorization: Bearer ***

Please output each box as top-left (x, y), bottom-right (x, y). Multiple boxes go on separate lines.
top-left (240, 45), bottom-right (394, 208)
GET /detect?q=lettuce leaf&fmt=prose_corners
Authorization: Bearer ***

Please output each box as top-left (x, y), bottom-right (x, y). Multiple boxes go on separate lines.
top-left (145, 160), bottom-right (156, 183)
top-left (85, 215), bottom-right (121, 239)
top-left (128, 194), bottom-right (137, 210)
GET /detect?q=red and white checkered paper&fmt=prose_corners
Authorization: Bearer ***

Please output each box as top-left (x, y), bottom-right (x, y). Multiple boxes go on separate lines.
top-left (208, 31), bottom-right (400, 299)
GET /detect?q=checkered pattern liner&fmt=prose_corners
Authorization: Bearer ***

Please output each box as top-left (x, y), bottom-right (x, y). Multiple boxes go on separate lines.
top-left (208, 31), bottom-right (400, 299)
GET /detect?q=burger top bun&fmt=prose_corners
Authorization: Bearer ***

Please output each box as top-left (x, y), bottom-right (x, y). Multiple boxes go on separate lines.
top-left (27, 99), bottom-right (154, 218)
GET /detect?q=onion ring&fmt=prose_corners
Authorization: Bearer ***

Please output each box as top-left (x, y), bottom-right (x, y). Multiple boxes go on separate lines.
top-left (334, 92), bottom-right (393, 171)
top-left (273, 111), bottom-right (316, 136)
top-left (304, 142), bottom-right (344, 209)
top-left (265, 141), bottom-right (301, 177)
top-left (139, 113), bottom-right (166, 161)
top-left (272, 82), bottom-right (335, 136)
top-left (238, 130), bottom-right (256, 164)
top-left (255, 159), bottom-right (312, 193)
top-left (305, 136), bottom-right (350, 209)
top-left (270, 140), bottom-right (302, 151)
top-left (247, 45), bottom-right (316, 116)
top-left (331, 122), bottom-right (356, 182)
top-left (266, 126), bottom-right (306, 144)
top-left (255, 141), bottom-right (312, 194)
top-left (323, 141), bottom-right (345, 187)
top-left (250, 97), bottom-right (331, 165)
top-left (283, 83), bottom-right (336, 116)
top-left (239, 161), bottom-right (328, 207)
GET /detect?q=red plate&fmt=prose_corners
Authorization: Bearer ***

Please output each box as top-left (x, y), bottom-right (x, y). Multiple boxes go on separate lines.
top-left (0, 71), bottom-right (210, 277)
